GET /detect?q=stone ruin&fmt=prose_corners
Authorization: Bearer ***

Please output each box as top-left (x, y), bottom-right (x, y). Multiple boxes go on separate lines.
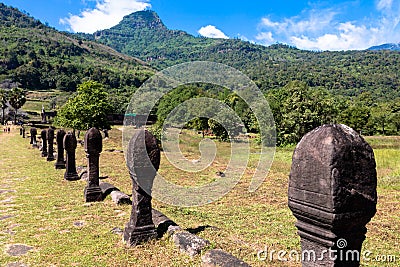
top-left (123, 129), bottom-right (160, 246)
top-left (63, 132), bottom-right (79, 181)
top-left (46, 127), bottom-right (55, 161)
top-left (30, 127), bottom-right (38, 148)
top-left (288, 124), bottom-right (377, 267)
top-left (83, 127), bottom-right (103, 202)
top-left (18, 119), bottom-right (382, 266)
top-left (55, 129), bottom-right (66, 169)
top-left (40, 129), bottom-right (47, 157)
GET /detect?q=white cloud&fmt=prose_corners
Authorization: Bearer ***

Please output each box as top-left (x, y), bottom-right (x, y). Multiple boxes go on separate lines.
top-left (256, 3), bottom-right (400, 51)
top-left (261, 18), bottom-right (282, 28)
top-left (377, 0), bottom-right (393, 10)
top-left (198, 25), bottom-right (229, 39)
top-left (255, 32), bottom-right (274, 45)
top-left (290, 22), bottom-right (377, 50)
top-left (60, 0), bottom-right (151, 33)
top-left (260, 10), bottom-right (337, 35)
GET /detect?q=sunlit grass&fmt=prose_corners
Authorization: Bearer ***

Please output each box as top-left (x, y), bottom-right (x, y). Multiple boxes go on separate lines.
top-left (0, 128), bottom-right (399, 266)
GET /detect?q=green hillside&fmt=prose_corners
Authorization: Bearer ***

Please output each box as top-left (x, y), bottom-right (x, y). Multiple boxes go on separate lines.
top-left (1, 5), bottom-right (400, 141)
top-left (92, 10), bottom-right (400, 100)
top-left (0, 3), bottom-right (153, 92)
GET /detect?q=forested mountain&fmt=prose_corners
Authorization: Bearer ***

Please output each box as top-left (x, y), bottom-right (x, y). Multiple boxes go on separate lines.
top-left (368, 43), bottom-right (400, 51)
top-left (91, 10), bottom-right (400, 100)
top-left (1, 5), bottom-right (400, 141)
top-left (0, 3), bottom-right (153, 92)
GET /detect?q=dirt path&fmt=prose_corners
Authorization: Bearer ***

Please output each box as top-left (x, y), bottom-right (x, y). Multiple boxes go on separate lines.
top-left (0, 127), bottom-right (34, 266)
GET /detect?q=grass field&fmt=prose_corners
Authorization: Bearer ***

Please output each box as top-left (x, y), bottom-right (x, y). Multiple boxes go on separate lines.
top-left (0, 126), bottom-right (399, 266)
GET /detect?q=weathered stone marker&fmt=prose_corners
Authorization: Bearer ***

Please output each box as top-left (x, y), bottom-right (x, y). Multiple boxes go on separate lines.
top-left (30, 127), bottom-right (38, 147)
top-left (55, 129), bottom-right (66, 169)
top-left (288, 124), bottom-right (377, 267)
top-left (47, 127), bottom-right (55, 161)
top-left (40, 129), bottom-right (48, 157)
top-left (63, 132), bottom-right (79, 181)
top-left (124, 130), bottom-right (160, 246)
top-left (103, 129), bottom-right (109, 139)
top-left (83, 127), bottom-right (103, 202)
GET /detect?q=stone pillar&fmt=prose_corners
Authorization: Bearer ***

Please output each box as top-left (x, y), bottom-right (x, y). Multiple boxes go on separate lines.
top-left (123, 130), bottom-right (160, 246)
top-left (288, 124), bottom-right (377, 267)
top-left (47, 127), bottom-right (55, 161)
top-left (63, 132), bottom-right (79, 181)
top-left (83, 127), bottom-right (103, 202)
top-left (41, 129), bottom-right (47, 157)
top-left (30, 127), bottom-right (38, 147)
top-left (55, 129), bottom-right (66, 169)
top-left (41, 106), bottom-right (47, 123)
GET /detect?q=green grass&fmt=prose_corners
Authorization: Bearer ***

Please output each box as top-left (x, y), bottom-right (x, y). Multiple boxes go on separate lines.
top-left (0, 127), bottom-right (399, 266)
top-left (23, 100), bottom-right (48, 113)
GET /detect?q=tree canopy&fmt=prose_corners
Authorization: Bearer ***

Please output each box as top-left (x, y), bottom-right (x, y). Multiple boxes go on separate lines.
top-left (55, 81), bottom-right (113, 131)
top-left (8, 87), bottom-right (26, 124)
top-left (0, 88), bottom-right (8, 124)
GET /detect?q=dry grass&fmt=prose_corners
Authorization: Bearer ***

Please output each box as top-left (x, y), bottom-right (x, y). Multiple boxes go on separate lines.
top-left (0, 126), bottom-right (399, 266)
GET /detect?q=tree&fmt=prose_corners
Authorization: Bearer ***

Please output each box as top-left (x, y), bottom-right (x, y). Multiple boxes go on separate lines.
top-left (223, 93), bottom-right (259, 133)
top-left (370, 103), bottom-right (391, 135)
top-left (390, 99), bottom-right (400, 134)
top-left (208, 107), bottom-right (245, 141)
top-left (339, 104), bottom-right (371, 135)
top-left (55, 81), bottom-right (113, 131)
top-left (0, 89), bottom-right (9, 125)
top-left (391, 112), bottom-right (400, 134)
top-left (187, 117), bottom-right (209, 137)
top-left (273, 81), bottom-right (338, 146)
top-left (8, 87), bottom-right (26, 124)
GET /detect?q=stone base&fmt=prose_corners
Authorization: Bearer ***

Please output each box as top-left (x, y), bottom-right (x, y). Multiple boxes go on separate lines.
top-left (299, 235), bottom-right (363, 267)
top-left (55, 161), bottom-right (66, 169)
top-left (84, 186), bottom-right (103, 202)
top-left (123, 224), bottom-right (158, 247)
top-left (47, 156), bottom-right (55, 161)
top-left (173, 231), bottom-right (211, 257)
top-left (202, 249), bottom-right (250, 267)
top-left (64, 172), bottom-right (79, 181)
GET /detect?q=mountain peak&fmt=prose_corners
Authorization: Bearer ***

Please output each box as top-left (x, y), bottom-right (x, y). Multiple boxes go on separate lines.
top-left (368, 42), bottom-right (400, 51)
top-left (115, 10), bottom-right (166, 30)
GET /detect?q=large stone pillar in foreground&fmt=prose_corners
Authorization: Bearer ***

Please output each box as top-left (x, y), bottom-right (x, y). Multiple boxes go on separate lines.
top-left (288, 124), bottom-right (377, 267)
top-left (124, 130), bottom-right (160, 246)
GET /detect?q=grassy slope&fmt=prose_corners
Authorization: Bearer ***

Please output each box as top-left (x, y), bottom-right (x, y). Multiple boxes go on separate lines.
top-left (0, 127), bottom-right (399, 266)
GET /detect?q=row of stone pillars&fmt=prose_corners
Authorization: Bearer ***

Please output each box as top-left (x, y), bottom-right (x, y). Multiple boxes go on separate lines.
top-left (28, 127), bottom-right (78, 177)
top-left (25, 124), bottom-right (378, 264)
top-left (39, 128), bottom-right (55, 161)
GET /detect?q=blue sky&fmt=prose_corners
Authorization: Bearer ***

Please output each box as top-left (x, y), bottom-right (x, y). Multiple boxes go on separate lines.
top-left (1, 0), bottom-right (400, 50)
